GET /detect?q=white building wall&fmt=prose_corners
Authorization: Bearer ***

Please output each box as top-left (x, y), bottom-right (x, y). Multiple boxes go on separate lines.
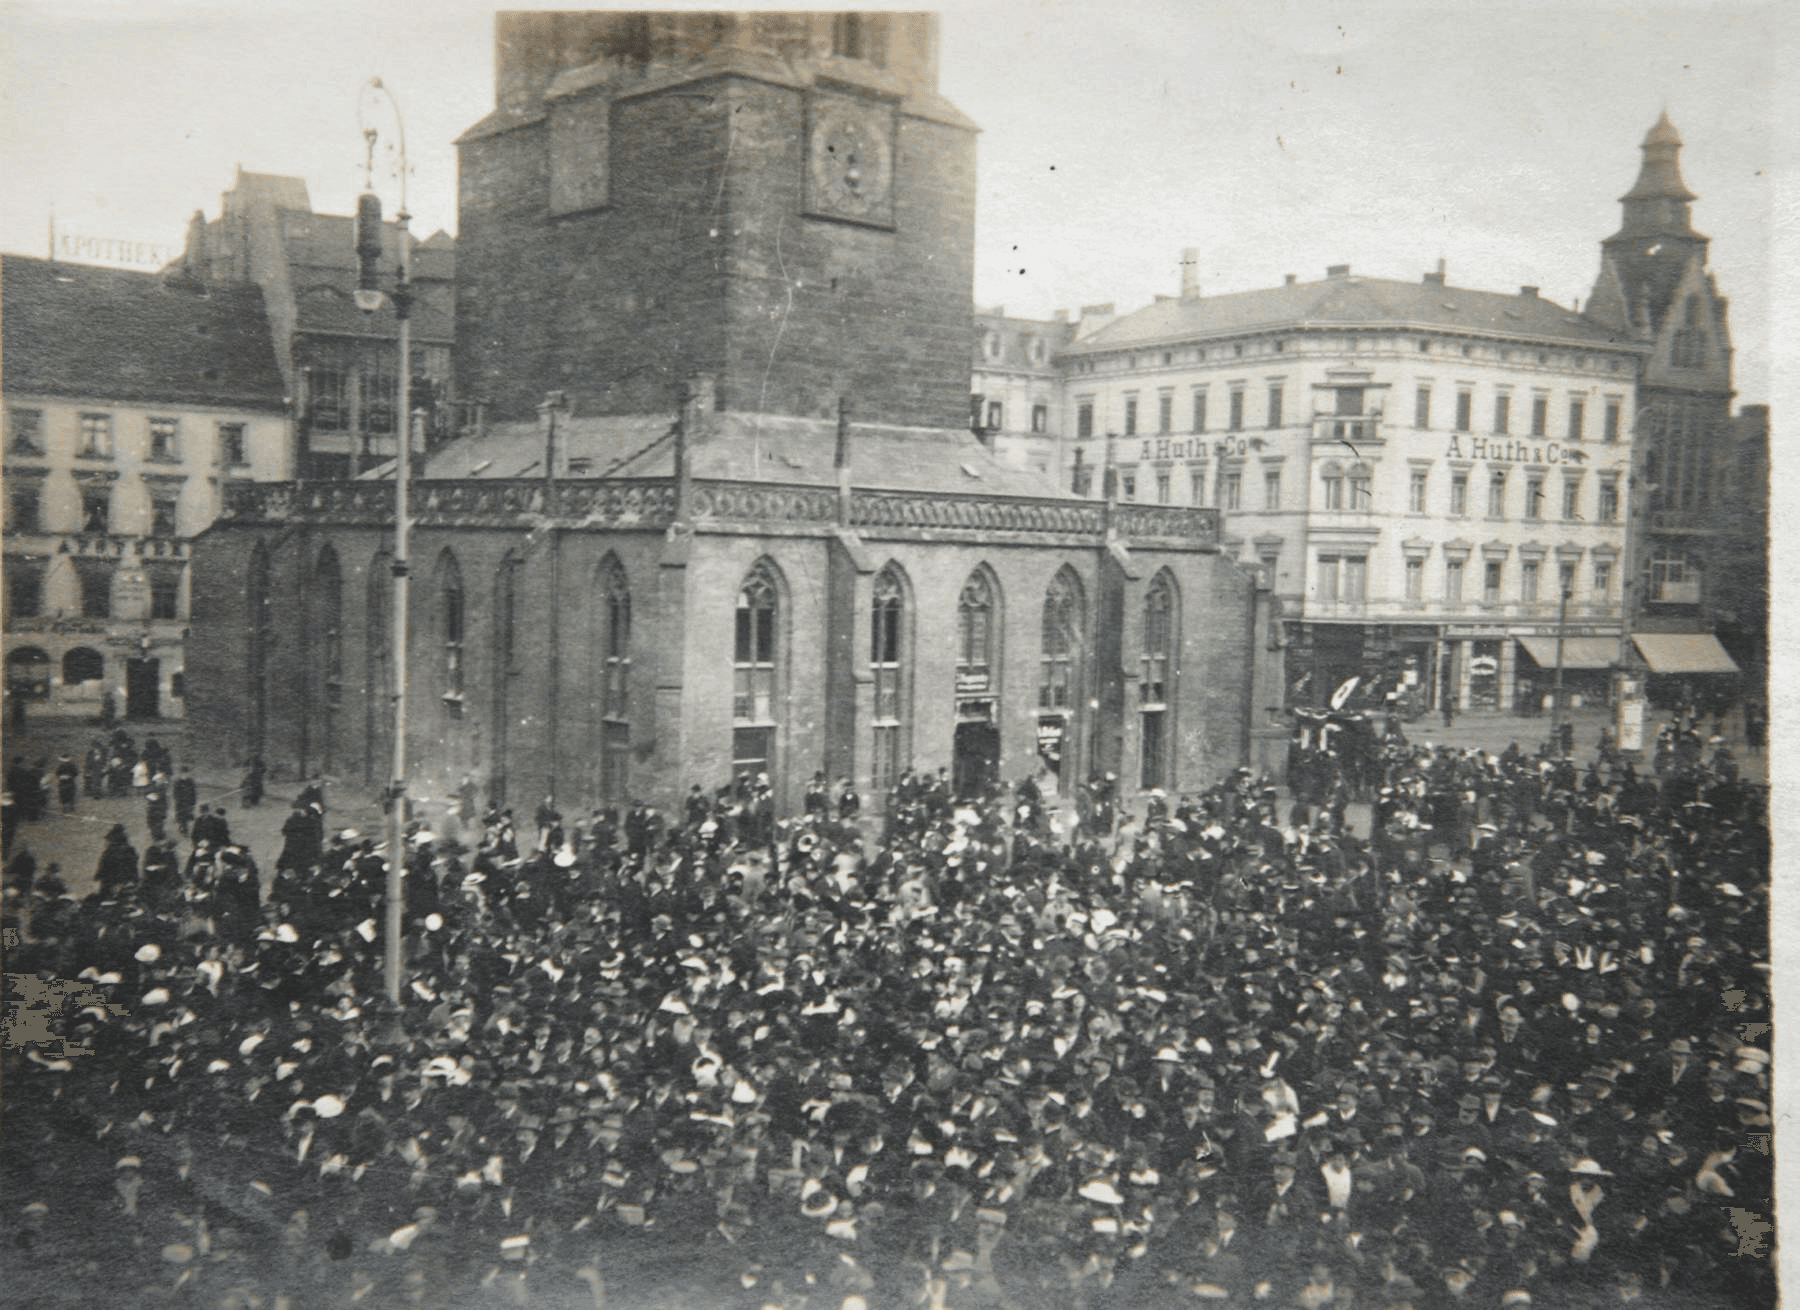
top-left (1054, 309), bottom-right (1642, 711)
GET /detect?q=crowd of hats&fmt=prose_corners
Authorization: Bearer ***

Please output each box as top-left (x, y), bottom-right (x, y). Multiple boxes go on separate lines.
top-left (2, 735), bottom-right (1770, 1310)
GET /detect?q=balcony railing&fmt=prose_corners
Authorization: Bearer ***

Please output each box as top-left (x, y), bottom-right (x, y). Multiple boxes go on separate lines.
top-left (1312, 414), bottom-right (1382, 446)
top-left (219, 477), bottom-right (1221, 549)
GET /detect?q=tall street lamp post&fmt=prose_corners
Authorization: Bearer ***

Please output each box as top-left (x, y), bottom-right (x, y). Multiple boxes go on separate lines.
top-left (356, 77), bottom-right (414, 1007)
top-left (1552, 581), bottom-right (1572, 756)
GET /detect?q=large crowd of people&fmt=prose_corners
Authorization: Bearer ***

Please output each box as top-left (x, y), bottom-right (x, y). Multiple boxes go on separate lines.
top-left (1, 720), bottom-right (1772, 1309)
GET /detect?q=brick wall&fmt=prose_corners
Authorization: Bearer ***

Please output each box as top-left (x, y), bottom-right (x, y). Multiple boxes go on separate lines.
top-left (456, 73), bottom-right (975, 431)
top-left (189, 516), bottom-right (1260, 814)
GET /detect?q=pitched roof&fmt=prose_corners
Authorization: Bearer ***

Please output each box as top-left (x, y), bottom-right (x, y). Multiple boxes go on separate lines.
top-left (1, 255), bottom-right (287, 411)
top-left (288, 279), bottom-right (457, 343)
top-left (423, 411), bottom-right (1070, 500)
top-left (1064, 274), bottom-right (1635, 353)
top-left (277, 210), bottom-right (456, 341)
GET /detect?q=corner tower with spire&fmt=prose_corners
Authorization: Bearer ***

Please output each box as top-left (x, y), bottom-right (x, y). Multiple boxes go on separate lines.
top-left (1587, 113), bottom-right (1744, 663)
top-left (1588, 112), bottom-right (1718, 341)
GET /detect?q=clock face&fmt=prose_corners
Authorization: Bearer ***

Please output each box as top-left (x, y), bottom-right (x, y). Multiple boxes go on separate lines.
top-left (808, 99), bottom-right (893, 223)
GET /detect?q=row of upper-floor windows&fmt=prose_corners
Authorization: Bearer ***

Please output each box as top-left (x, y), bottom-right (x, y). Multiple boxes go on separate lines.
top-left (1071, 385), bottom-right (1625, 440)
top-left (1071, 456), bottom-right (1622, 524)
top-left (301, 344), bottom-right (452, 434)
top-left (1308, 551), bottom-right (1614, 606)
top-left (6, 476), bottom-right (195, 538)
top-left (974, 398), bottom-right (1051, 434)
top-left (5, 556), bottom-right (183, 621)
top-left (8, 407), bottom-right (250, 467)
top-left (1065, 337), bottom-right (1633, 375)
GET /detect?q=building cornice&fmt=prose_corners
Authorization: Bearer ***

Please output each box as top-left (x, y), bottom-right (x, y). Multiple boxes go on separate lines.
top-left (216, 476), bottom-right (1220, 551)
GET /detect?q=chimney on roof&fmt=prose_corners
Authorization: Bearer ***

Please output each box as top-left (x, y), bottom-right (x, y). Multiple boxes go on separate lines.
top-left (1075, 303), bottom-right (1116, 340)
top-left (1423, 258), bottom-right (1447, 286)
top-left (1519, 285), bottom-right (1539, 299)
top-left (1327, 264), bottom-right (1350, 279)
top-left (1053, 309), bottom-right (1068, 322)
top-left (1180, 247), bottom-right (1201, 299)
top-left (1284, 273), bottom-right (1297, 286)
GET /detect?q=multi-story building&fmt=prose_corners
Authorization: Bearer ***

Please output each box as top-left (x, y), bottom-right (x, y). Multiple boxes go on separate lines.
top-left (172, 168), bottom-right (458, 479)
top-left (1055, 261), bottom-right (1645, 712)
top-left (1586, 114), bottom-right (1753, 700)
top-left (2, 255), bottom-right (288, 718)
top-left (1712, 402), bottom-right (1768, 679)
top-left (969, 307), bottom-right (1072, 475)
top-left (187, 11), bottom-right (1281, 810)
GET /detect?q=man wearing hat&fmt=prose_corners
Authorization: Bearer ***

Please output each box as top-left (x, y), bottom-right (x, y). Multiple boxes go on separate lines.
top-left (94, 824), bottom-right (139, 902)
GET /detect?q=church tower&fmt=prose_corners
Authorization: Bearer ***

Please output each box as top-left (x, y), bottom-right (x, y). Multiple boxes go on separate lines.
top-left (454, 11), bottom-right (978, 431)
top-left (1587, 114), bottom-right (1737, 641)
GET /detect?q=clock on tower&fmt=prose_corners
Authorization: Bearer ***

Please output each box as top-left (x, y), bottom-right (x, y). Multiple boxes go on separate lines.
top-left (805, 94), bottom-right (894, 227)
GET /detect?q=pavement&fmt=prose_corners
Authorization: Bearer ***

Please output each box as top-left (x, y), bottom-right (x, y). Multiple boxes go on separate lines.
top-left (5, 701), bottom-right (1762, 899)
top-left (3, 713), bottom-right (392, 899)
top-left (1392, 701), bottom-right (1765, 785)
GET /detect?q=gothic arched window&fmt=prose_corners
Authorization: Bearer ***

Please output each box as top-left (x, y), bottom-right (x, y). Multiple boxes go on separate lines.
top-left (595, 554), bottom-right (631, 802)
top-left (871, 564), bottom-right (909, 790)
top-left (957, 569), bottom-right (997, 691)
top-left (1140, 570), bottom-right (1179, 789)
top-left (732, 559), bottom-right (783, 783)
top-left (437, 550), bottom-right (465, 713)
top-left (1039, 566), bottom-right (1085, 711)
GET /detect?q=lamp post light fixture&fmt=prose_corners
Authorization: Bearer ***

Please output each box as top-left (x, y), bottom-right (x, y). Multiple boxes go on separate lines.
top-left (356, 76), bottom-right (415, 1008)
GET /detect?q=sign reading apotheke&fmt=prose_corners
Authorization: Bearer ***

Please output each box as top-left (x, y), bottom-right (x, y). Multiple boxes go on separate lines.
top-left (1446, 435), bottom-right (1585, 465)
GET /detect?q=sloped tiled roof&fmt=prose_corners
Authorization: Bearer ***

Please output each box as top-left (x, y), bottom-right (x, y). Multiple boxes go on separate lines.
top-left (275, 210), bottom-right (456, 282)
top-left (1, 255), bottom-right (287, 410)
top-left (276, 209), bottom-right (456, 341)
top-left (1066, 275), bottom-right (1635, 352)
top-left (424, 411), bottom-right (1069, 500)
top-left (289, 279), bottom-right (457, 342)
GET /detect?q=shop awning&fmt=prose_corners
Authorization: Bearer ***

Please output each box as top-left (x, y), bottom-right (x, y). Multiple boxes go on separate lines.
top-left (1516, 636), bottom-right (1618, 670)
top-left (1631, 632), bottom-right (1740, 675)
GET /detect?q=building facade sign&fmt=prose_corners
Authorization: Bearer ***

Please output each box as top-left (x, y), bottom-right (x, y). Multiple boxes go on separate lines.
top-left (1136, 435), bottom-right (1251, 462)
top-left (1444, 435), bottom-right (1576, 465)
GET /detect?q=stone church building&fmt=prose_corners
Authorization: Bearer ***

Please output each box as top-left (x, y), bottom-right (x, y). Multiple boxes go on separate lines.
top-left (185, 11), bottom-right (1281, 817)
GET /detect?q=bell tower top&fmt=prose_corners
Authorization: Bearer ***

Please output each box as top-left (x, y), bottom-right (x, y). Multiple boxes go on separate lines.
top-left (456, 10), bottom-right (976, 429)
top-left (493, 11), bottom-right (944, 113)
top-left (1592, 112), bottom-right (1712, 337)
top-left (1614, 110), bottom-right (1701, 239)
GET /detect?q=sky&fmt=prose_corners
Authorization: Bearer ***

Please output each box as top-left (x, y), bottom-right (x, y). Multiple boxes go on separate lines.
top-left (0, 0), bottom-right (1785, 404)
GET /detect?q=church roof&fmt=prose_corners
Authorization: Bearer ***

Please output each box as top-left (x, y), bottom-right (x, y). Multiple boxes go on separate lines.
top-left (1063, 273), bottom-right (1624, 352)
top-left (423, 411), bottom-right (1071, 500)
top-left (1, 254), bottom-right (287, 410)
